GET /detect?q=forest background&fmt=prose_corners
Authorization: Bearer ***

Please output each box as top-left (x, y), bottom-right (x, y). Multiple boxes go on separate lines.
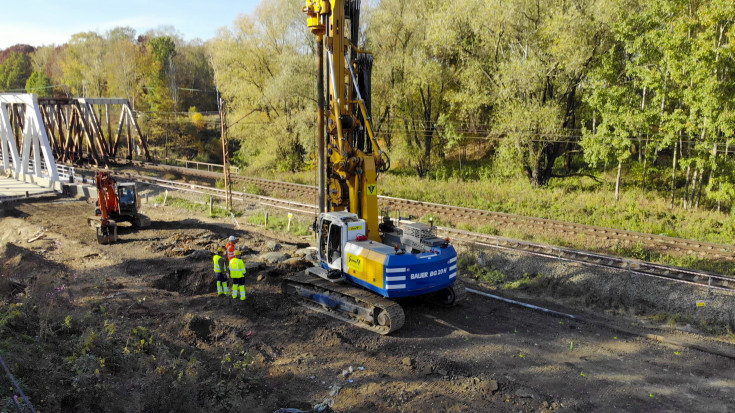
top-left (1, 0), bottom-right (734, 251)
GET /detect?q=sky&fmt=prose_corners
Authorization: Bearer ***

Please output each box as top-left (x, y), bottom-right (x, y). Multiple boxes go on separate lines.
top-left (0, 0), bottom-right (262, 49)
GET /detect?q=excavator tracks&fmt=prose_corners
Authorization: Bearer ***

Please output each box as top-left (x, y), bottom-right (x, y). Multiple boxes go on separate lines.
top-left (283, 271), bottom-right (405, 335)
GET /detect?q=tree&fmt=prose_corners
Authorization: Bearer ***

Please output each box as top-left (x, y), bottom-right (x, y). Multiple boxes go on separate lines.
top-left (369, 0), bottom-right (451, 177)
top-left (176, 40), bottom-right (217, 112)
top-left (584, 0), bottom-right (735, 210)
top-left (0, 51), bottom-right (33, 91)
top-left (61, 32), bottom-right (107, 97)
top-left (25, 71), bottom-right (53, 96)
top-left (490, 0), bottom-right (610, 186)
top-left (209, 0), bottom-right (313, 171)
top-left (144, 36), bottom-right (177, 114)
top-left (105, 27), bottom-right (143, 107)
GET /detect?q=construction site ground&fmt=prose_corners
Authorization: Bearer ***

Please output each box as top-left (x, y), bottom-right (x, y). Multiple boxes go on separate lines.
top-left (1, 194), bottom-right (734, 412)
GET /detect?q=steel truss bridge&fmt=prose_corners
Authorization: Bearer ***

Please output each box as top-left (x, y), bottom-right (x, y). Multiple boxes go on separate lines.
top-left (0, 93), bottom-right (150, 188)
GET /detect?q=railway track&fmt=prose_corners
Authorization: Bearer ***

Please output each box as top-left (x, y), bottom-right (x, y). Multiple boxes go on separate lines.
top-left (117, 173), bottom-right (735, 294)
top-left (225, 174), bottom-right (735, 262)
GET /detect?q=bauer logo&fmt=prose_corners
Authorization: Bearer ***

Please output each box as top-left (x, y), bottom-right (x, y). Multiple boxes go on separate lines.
top-left (347, 253), bottom-right (364, 272)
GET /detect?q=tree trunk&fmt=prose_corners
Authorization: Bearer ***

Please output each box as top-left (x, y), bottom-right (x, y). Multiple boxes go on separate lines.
top-left (718, 141), bottom-right (728, 212)
top-left (615, 161), bottom-right (622, 201)
top-left (683, 166), bottom-right (693, 209)
top-left (641, 136), bottom-right (649, 189)
top-left (695, 167), bottom-right (705, 210)
top-left (670, 141), bottom-right (678, 209)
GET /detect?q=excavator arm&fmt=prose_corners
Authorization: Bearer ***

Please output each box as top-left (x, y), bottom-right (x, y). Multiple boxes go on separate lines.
top-left (91, 171), bottom-right (119, 244)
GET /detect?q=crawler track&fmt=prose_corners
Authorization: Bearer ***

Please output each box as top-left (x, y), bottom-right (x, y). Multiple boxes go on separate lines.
top-left (283, 271), bottom-right (405, 335)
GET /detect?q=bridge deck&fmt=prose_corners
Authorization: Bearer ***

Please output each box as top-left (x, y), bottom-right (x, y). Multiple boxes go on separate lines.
top-left (0, 175), bottom-right (58, 202)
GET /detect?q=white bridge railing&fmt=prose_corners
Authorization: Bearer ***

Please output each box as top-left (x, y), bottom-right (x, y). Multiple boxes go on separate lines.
top-left (160, 157), bottom-right (239, 175)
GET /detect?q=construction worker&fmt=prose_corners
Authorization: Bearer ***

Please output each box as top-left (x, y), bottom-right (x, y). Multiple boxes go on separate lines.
top-left (226, 236), bottom-right (237, 261)
top-left (213, 247), bottom-right (229, 296)
top-left (229, 250), bottom-right (247, 301)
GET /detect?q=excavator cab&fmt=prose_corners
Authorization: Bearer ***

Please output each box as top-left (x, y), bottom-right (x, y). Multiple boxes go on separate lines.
top-left (318, 216), bottom-right (345, 270)
top-left (315, 212), bottom-right (369, 278)
top-left (89, 172), bottom-right (150, 244)
top-left (117, 183), bottom-right (140, 217)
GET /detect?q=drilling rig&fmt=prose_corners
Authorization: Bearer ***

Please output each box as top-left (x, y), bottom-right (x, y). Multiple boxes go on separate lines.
top-left (282, 0), bottom-right (465, 334)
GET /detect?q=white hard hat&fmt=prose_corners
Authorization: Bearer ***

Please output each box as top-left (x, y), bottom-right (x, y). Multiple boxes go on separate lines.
top-left (228, 236), bottom-right (236, 242)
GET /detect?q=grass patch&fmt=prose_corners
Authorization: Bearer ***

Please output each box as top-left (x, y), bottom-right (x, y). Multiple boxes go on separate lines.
top-left (153, 195), bottom-right (239, 218)
top-left (476, 225), bottom-right (500, 236)
top-left (243, 183), bottom-right (266, 196)
top-left (651, 312), bottom-right (686, 326)
top-left (418, 214), bottom-right (445, 226)
top-left (246, 210), bottom-right (313, 236)
top-left (612, 242), bottom-right (652, 261)
top-left (243, 166), bottom-right (735, 275)
top-left (457, 250), bottom-right (506, 284)
top-left (503, 273), bottom-right (539, 290)
top-left (473, 266), bottom-right (506, 284)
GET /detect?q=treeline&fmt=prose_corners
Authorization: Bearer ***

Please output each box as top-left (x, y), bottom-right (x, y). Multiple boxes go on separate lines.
top-left (211, 0), bottom-right (735, 212)
top-left (0, 27), bottom-right (219, 160)
top-left (3, 0), bottom-right (735, 212)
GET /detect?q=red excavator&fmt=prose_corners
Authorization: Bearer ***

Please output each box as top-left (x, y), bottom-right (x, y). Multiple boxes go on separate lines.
top-left (89, 171), bottom-right (150, 244)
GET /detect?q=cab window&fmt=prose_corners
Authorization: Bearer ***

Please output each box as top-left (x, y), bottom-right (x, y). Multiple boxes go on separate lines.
top-left (327, 223), bottom-right (342, 263)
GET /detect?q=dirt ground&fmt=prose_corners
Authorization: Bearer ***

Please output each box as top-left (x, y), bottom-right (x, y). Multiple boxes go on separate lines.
top-left (1, 195), bottom-right (734, 412)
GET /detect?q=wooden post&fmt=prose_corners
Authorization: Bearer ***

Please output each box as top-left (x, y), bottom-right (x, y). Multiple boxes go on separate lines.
top-left (287, 213), bottom-right (293, 232)
top-left (126, 109), bottom-right (132, 161)
top-left (112, 108), bottom-right (126, 158)
top-left (209, 196), bottom-right (213, 217)
top-left (126, 104), bottom-right (151, 161)
top-left (220, 98), bottom-right (233, 212)
top-left (265, 211), bottom-right (269, 229)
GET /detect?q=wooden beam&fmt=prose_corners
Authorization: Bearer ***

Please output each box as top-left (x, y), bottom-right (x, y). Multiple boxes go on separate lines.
top-left (71, 103), bottom-right (100, 166)
top-left (111, 107), bottom-right (126, 158)
top-left (126, 104), bottom-right (151, 161)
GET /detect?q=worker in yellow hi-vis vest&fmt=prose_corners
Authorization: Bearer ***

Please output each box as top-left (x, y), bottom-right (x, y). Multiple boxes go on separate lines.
top-left (229, 250), bottom-right (247, 300)
top-left (213, 247), bottom-right (229, 296)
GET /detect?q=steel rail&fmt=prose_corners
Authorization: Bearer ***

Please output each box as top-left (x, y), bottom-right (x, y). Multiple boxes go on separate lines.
top-left (437, 226), bottom-right (735, 293)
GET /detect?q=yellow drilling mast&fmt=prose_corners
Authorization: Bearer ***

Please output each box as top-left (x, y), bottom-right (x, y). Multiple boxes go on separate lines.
top-left (304, 0), bottom-right (389, 242)
top-left (284, 0), bottom-right (464, 335)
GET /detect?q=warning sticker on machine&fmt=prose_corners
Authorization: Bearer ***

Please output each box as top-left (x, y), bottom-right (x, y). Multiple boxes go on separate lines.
top-left (347, 253), bottom-right (364, 272)
top-left (367, 184), bottom-right (377, 195)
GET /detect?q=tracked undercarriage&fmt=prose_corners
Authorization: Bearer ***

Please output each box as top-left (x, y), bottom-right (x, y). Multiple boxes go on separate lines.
top-left (283, 270), bottom-right (466, 335)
